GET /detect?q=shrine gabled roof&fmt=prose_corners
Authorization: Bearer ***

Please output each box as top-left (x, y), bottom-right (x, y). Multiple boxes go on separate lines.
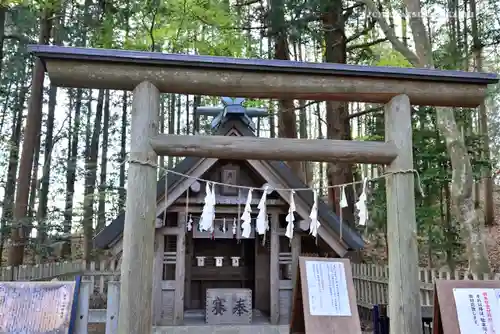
top-left (93, 117), bottom-right (364, 251)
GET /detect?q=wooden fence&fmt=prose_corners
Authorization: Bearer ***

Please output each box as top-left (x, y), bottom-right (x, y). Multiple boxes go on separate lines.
top-left (75, 280), bottom-right (120, 333)
top-left (2, 260), bottom-right (500, 313)
top-left (0, 259), bottom-right (119, 296)
top-left (351, 263), bottom-right (500, 319)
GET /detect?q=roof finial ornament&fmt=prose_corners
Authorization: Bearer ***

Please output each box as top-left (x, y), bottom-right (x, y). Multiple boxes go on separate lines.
top-left (212, 97), bottom-right (251, 129)
top-left (195, 96), bottom-right (267, 131)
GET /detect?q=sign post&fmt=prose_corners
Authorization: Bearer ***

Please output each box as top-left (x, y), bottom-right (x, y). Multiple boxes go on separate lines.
top-left (290, 256), bottom-right (361, 334)
top-left (433, 279), bottom-right (500, 334)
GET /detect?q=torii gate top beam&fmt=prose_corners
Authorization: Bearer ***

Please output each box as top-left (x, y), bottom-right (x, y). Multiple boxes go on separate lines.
top-left (29, 45), bottom-right (499, 108)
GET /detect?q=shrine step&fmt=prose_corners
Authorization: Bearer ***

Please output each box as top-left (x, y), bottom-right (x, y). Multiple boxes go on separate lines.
top-left (153, 325), bottom-right (289, 334)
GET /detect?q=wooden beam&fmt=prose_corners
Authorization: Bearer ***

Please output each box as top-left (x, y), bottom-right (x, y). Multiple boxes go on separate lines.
top-left (150, 134), bottom-right (398, 164)
top-left (152, 233), bottom-right (164, 325)
top-left (158, 226), bottom-right (183, 235)
top-left (184, 232), bottom-right (193, 309)
top-left (117, 81), bottom-right (159, 334)
top-left (290, 233), bottom-right (301, 320)
top-left (384, 95), bottom-right (422, 334)
top-left (173, 214), bottom-right (186, 325)
top-left (270, 214), bottom-right (280, 325)
top-left (44, 60), bottom-right (489, 107)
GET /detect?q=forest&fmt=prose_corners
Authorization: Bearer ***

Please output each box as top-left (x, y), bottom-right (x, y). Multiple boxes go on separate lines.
top-left (0, 0), bottom-right (498, 274)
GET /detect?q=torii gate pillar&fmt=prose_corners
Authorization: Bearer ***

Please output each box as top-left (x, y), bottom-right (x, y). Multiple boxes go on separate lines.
top-left (385, 94), bottom-right (422, 334)
top-left (118, 81), bottom-right (160, 334)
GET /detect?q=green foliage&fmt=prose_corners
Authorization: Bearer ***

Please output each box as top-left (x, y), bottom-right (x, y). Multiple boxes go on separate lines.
top-left (373, 45), bottom-right (413, 68)
top-left (363, 104), bottom-right (491, 267)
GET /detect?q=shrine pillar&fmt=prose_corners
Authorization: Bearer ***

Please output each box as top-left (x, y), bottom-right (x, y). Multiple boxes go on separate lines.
top-left (118, 81), bottom-right (160, 334)
top-left (384, 94), bottom-right (422, 334)
top-left (270, 213), bottom-right (280, 324)
top-left (173, 213), bottom-right (186, 324)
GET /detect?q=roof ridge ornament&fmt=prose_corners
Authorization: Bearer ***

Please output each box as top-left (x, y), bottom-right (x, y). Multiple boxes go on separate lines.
top-left (196, 97), bottom-right (268, 132)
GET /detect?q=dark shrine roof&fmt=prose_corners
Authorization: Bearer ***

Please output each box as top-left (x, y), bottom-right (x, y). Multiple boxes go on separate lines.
top-left (93, 116), bottom-right (365, 251)
top-left (29, 45), bottom-right (498, 85)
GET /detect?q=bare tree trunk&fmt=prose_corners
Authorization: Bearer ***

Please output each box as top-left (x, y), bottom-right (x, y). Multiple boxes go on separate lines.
top-left (193, 95), bottom-right (201, 134)
top-left (322, 0), bottom-right (355, 224)
top-left (62, 0), bottom-right (93, 258)
top-left (118, 6), bottom-right (130, 212)
top-left (363, 0), bottom-right (490, 274)
top-left (119, 91), bottom-right (128, 211)
top-left (0, 84), bottom-right (27, 265)
top-left (97, 90), bottom-right (110, 232)
top-left (168, 94), bottom-right (176, 168)
top-left (36, 11), bottom-right (65, 260)
top-left (275, 39), bottom-right (301, 175)
top-left (27, 119), bottom-right (41, 252)
top-left (8, 9), bottom-right (53, 265)
top-left (82, 90), bottom-right (104, 262)
top-left (159, 97), bottom-right (165, 173)
top-left (62, 89), bottom-right (82, 258)
top-left (0, 6), bottom-right (6, 80)
top-left (469, 0), bottom-right (494, 226)
top-left (36, 82), bottom-right (57, 261)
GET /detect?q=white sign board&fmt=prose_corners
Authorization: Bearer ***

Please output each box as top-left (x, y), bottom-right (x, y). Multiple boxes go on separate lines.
top-left (454, 288), bottom-right (500, 334)
top-left (305, 260), bottom-right (352, 316)
top-left (0, 281), bottom-right (76, 333)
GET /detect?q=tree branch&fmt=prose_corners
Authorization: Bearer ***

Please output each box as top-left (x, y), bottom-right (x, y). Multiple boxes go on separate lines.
top-left (346, 19), bottom-right (376, 43)
top-left (193, 14), bottom-right (266, 31)
top-left (347, 106), bottom-right (383, 119)
top-left (234, 0), bottom-right (261, 6)
top-left (357, 0), bottom-right (420, 66)
top-left (347, 37), bottom-right (388, 51)
top-left (2, 34), bottom-right (33, 44)
top-left (343, 3), bottom-right (365, 20)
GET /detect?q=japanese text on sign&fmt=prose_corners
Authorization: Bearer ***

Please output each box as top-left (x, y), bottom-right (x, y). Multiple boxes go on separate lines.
top-left (0, 282), bottom-right (76, 333)
top-left (454, 288), bottom-right (500, 334)
top-left (305, 261), bottom-right (352, 316)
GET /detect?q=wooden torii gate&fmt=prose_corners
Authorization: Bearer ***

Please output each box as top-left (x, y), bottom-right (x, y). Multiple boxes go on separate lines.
top-left (29, 45), bottom-right (499, 334)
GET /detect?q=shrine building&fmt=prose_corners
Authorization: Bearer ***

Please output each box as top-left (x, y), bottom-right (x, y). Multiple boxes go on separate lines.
top-left (93, 98), bottom-right (364, 327)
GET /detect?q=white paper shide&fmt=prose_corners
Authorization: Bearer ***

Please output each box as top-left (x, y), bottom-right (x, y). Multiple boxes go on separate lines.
top-left (256, 186), bottom-right (269, 235)
top-left (309, 190), bottom-right (320, 238)
top-left (240, 189), bottom-right (253, 238)
top-left (305, 261), bottom-right (352, 316)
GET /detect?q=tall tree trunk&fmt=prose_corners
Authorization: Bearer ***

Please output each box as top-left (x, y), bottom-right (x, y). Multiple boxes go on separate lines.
top-left (0, 84), bottom-right (27, 265)
top-left (97, 90), bottom-right (110, 232)
top-left (0, 6), bottom-right (6, 79)
top-left (159, 97), bottom-right (165, 173)
top-left (168, 94), bottom-right (176, 168)
top-left (36, 80), bottom-right (57, 260)
top-left (36, 11), bottom-right (65, 260)
top-left (62, 89), bottom-right (82, 258)
top-left (8, 9), bottom-right (53, 265)
top-left (363, 0), bottom-right (490, 274)
top-left (193, 95), bottom-right (201, 134)
top-left (27, 124), bottom-right (41, 245)
top-left (469, 0), bottom-right (494, 226)
top-left (118, 5), bottom-right (130, 212)
top-left (62, 0), bottom-right (93, 258)
top-left (119, 91), bottom-right (128, 211)
top-left (268, 0), bottom-right (301, 175)
top-left (275, 38), bottom-right (300, 175)
top-left (82, 89), bottom-right (104, 262)
top-left (322, 0), bottom-right (355, 224)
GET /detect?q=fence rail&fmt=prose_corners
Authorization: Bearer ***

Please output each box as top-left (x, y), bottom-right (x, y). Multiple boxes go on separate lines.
top-left (351, 263), bottom-right (500, 313)
top-left (2, 260), bottom-right (500, 310)
top-left (0, 259), bottom-right (119, 296)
